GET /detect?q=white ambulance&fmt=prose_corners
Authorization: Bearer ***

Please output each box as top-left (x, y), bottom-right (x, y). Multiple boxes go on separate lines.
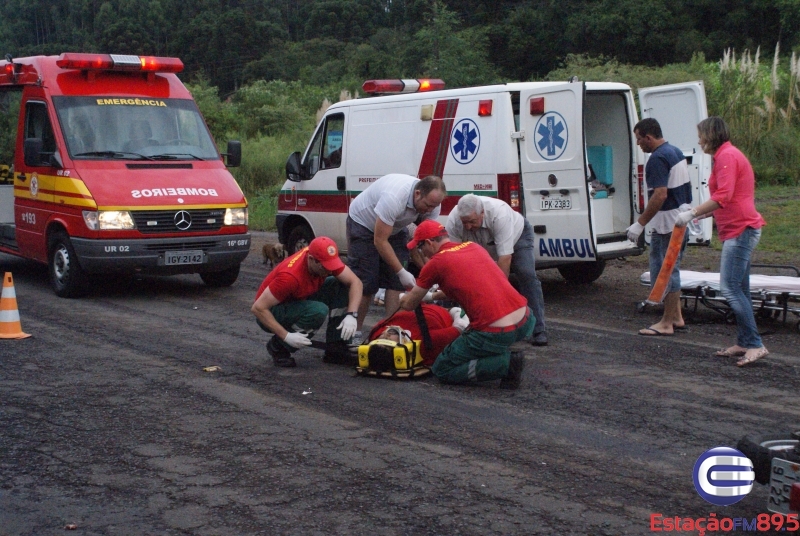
top-left (279, 78), bottom-right (710, 283)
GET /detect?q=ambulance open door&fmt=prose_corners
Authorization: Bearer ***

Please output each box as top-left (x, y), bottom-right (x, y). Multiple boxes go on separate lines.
top-left (518, 82), bottom-right (596, 267)
top-left (638, 81), bottom-right (711, 245)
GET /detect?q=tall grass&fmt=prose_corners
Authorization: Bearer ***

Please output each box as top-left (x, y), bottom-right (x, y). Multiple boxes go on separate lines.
top-left (718, 46), bottom-right (800, 185)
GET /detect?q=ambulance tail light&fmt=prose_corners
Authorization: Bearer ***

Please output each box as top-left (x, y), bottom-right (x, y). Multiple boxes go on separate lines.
top-left (498, 173), bottom-right (522, 212)
top-left (57, 53), bottom-right (184, 73)
top-left (362, 79), bottom-right (445, 95)
top-left (637, 164), bottom-right (645, 213)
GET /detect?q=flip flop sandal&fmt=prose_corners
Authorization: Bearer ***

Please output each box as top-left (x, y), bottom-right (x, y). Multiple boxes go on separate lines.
top-left (714, 347), bottom-right (746, 357)
top-left (736, 347), bottom-right (769, 367)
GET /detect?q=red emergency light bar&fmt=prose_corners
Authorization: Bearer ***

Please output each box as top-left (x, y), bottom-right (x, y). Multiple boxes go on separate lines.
top-left (362, 78), bottom-right (445, 95)
top-left (56, 53), bottom-right (183, 73)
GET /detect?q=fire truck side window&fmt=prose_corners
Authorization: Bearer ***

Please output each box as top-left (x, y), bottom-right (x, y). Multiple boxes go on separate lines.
top-left (0, 91), bottom-right (21, 178)
top-left (24, 101), bottom-right (57, 166)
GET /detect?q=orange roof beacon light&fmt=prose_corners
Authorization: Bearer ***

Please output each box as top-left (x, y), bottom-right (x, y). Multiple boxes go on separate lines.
top-left (56, 53), bottom-right (184, 73)
top-left (362, 79), bottom-right (445, 95)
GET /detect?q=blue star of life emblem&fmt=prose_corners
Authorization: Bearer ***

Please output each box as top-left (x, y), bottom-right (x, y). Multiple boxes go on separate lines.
top-left (534, 112), bottom-right (568, 161)
top-left (450, 118), bottom-right (480, 164)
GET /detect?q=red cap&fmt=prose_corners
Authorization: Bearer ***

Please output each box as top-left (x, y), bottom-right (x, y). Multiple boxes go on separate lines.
top-left (407, 220), bottom-right (448, 250)
top-left (308, 237), bottom-right (345, 271)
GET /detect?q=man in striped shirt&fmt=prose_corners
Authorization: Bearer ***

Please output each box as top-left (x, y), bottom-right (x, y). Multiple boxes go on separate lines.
top-left (627, 118), bottom-right (692, 337)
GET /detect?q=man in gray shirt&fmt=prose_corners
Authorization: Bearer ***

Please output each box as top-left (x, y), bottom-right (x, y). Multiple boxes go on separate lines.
top-left (347, 174), bottom-right (446, 333)
top-left (446, 194), bottom-right (548, 346)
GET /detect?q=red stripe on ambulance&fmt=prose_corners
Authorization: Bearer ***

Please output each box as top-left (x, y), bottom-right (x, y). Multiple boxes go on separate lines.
top-left (418, 99), bottom-right (458, 178)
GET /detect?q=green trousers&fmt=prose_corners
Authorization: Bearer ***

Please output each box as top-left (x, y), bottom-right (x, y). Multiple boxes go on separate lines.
top-left (257, 277), bottom-right (350, 353)
top-left (431, 309), bottom-right (535, 384)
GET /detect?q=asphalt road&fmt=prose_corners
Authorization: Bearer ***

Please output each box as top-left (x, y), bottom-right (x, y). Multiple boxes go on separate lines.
top-left (1, 232), bottom-right (798, 535)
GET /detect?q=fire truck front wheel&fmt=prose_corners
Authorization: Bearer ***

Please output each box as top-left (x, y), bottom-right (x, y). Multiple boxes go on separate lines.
top-left (200, 264), bottom-right (240, 288)
top-left (48, 230), bottom-right (90, 298)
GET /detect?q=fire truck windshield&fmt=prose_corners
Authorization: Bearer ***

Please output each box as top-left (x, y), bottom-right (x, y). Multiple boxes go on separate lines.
top-left (53, 96), bottom-right (219, 160)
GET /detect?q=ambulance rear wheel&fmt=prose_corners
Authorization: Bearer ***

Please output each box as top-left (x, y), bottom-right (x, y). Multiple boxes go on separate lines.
top-left (48, 230), bottom-right (90, 298)
top-left (286, 225), bottom-right (314, 254)
top-left (200, 264), bottom-right (240, 287)
top-left (557, 260), bottom-right (606, 284)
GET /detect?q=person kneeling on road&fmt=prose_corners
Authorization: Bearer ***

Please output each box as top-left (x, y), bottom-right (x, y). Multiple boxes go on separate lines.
top-left (252, 237), bottom-right (363, 367)
top-left (399, 220), bottom-right (534, 389)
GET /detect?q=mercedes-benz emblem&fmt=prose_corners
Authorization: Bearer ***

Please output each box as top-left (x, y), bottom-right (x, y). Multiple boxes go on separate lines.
top-left (173, 210), bottom-right (192, 231)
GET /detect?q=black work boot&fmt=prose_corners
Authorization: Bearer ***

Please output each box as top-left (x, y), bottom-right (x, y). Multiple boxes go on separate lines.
top-left (499, 351), bottom-right (526, 390)
top-left (322, 340), bottom-right (356, 366)
top-left (267, 336), bottom-right (296, 368)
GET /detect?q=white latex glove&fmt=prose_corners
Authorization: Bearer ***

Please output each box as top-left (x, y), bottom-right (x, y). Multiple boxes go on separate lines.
top-left (626, 222), bottom-right (644, 243)
top-left (283, 331), bottom-right (311, 349)
top-left (396, 268), bottom-right (416, 289)
top-left (452, 313), bottom-right (470, 332)
top-left (449, 307), bottom-right (464, 321)
top-left (674, 209), bottom-right (696, 228)
top-left (422, 291), bottom-right (435, 302)
top-left (337, 315), bottom-right (358, 341)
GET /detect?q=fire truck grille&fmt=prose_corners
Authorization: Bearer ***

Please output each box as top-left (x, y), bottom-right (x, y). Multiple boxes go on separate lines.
top-left (131, 210), bottom-right (225, 234)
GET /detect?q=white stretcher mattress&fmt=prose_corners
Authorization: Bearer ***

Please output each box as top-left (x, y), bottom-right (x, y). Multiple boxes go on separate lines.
top-left (640, 270), bottom-right (800, 294)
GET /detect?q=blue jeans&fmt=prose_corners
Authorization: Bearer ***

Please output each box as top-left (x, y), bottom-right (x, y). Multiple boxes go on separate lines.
top-left (720, 227), bottom-right (763, 349)
top-left (510, 220), bottom-right (546, 335)
top-left (649, 230), bottom-right (687, 294)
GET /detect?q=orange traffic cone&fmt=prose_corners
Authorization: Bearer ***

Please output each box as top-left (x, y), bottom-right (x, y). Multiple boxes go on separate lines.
top-left (0, 272), bottom-right (31, 339)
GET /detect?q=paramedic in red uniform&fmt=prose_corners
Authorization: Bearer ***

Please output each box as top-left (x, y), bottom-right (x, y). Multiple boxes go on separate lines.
top-left (252, 237), bottom-right (362, 368)
top-left (368, 304), bottom-right (469, 366)
top-left (346, 174), bottom-right (446, 337)
top-left (446, 194), bottom-right (548, 346)
top-left (399, 220), bottom-right (534, 389)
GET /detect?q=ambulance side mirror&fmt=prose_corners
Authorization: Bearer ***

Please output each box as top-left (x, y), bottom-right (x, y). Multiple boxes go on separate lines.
top-left (285, 151), bottom-right (305, 182)
top-left (224, 140), bottom-right (241, 167)
top-left (23, 138), bottom-right (43, 167)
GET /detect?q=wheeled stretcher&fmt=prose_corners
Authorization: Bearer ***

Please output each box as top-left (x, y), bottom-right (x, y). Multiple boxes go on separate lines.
top-left (639, 264), bottom-right (800, 332)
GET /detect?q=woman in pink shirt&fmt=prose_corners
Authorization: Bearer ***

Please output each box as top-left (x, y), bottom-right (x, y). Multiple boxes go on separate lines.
top-left (675, 117), bottom-right (767, 366)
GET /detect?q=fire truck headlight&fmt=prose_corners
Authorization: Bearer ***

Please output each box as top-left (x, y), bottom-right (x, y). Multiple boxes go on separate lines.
top-left (83, 210), bottom-right (135, 230)
top-left (224, 208), bottom-right (247, 226)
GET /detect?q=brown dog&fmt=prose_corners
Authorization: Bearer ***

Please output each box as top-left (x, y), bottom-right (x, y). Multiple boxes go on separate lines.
top-left (262, 242), bottom-right (287, 268)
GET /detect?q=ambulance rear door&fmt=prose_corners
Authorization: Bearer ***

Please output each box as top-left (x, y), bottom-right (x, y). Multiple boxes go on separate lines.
top-left (519, 83), bottom-right (596, 267)
top-left (638, 81), bottom-right (711, 245)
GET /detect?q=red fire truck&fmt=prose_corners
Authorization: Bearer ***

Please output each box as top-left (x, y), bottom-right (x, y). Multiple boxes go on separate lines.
top-left (0, 53), bottom-right (249, 297)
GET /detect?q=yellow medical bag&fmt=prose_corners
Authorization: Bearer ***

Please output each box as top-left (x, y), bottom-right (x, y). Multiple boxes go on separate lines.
top-left (356, 338), bottom-right (430, 379)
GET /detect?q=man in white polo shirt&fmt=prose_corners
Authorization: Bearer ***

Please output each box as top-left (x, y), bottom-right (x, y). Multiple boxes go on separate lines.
top-left (446, 194), bottom-right (548, 346)
top-left (347, 174), bottom-right (446, 333)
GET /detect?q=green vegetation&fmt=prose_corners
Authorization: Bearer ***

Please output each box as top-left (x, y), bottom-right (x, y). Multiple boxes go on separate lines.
top-left (2, 0), bottom-right (798, 250)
